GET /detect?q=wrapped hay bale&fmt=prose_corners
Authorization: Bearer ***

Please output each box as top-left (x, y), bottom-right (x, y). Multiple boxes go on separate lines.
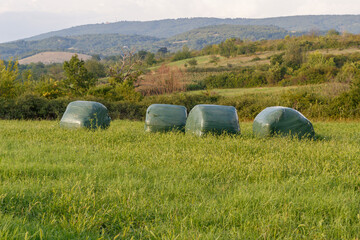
top-left (60, 101), bottom-right (111, 129)
top-left (185, 104), bottom-right (240, 136)
top-left (145, 104), bottom-right (187, 132)
top-left (253, 106), bottom-right (315, 138)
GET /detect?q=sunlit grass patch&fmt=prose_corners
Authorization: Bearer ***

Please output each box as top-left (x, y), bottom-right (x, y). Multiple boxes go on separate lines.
top-left (0, 120), bottom-right (360, 239)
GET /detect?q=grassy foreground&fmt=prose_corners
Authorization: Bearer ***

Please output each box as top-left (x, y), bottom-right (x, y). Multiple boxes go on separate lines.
top-left (1, 120), bottom-right (360, 239)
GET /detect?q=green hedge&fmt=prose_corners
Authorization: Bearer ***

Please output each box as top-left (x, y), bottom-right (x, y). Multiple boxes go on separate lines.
top-left (1, 89), bottom-right (360, 121)
top-left (0, 93), bottom-right (219, 121)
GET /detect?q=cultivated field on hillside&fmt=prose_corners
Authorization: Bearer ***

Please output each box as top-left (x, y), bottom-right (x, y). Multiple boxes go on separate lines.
top-left (142, 47), bottom-right (360, 92)
top-left (189, 82), bottom-right (350, 97)
top-left (1, 120), bottom-right (360, 239)
top-left (171, 48), bottom-right (360, 70)
top-left (18, 52), bottom-right (92, 65)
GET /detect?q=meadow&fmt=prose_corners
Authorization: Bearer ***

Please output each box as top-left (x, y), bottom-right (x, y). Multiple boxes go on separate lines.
top-left (1, 120), bottom-right (360, 239)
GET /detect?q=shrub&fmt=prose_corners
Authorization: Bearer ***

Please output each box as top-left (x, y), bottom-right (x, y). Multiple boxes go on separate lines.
top-left (143, 93), bottom-right (220, 112)
top-left (203, 69), bottom-right (267, 89)
top-left (187, 58), bottom-right (198, 67)
top-left (0, 59), bottom-right (20, 98)
top-left (185, 80), bottom-right (206, 91)
top-left (0, 98), bottom-right (15, 119)
top-left (171, 46), bottom-right (192, 62)
top-left (219, 95), bottom-right (276, 121)
top-left (13, 94), bottom-right (49, 119)
top-left (35, 78), bottom-right (65, 99)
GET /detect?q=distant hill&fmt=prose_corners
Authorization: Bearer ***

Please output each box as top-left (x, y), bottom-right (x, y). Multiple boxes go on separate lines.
top-left (18, 52), bottom-right (92, 65)
top-left (162, 25), bottom-right (296, 50)
top-left (26, 15), bottom-right (360, 41)
top-left (0, 25), bottom-right (295, 60)
top-left (2, 14), bottom-right (360, 61)
top-left (0, 34), bottom-right (161, 60)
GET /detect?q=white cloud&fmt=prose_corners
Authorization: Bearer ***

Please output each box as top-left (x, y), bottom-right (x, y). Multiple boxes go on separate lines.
top-left (1, 0), bottom-right (359, 42)
top-left (0, 0), bottom-right (360, 20)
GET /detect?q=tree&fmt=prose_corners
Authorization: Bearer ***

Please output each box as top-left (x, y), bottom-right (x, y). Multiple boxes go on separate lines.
top-left (270, 53), bottom-right (285, 66)
top-left (91, 54), bottom-right (101, 61)
top-left (337, 62), bottom-right (360, 86)
top-left (108, 49), bottom-right (142, 85)
top-left (209, 55), bottom-right (220, 65)
top-left (171, 45), bottom-right (192, 61)
top-left (327, 29), bottom-right (340, 37)
top-left (284, 41), bottom-right (305, 70)
top-left (219, 38), bottom-right (238, 58)
top-left (145, 53), bottom-right (157, 66)
top-left (157, 47), bottom-right (168, 54)
top-left (35, 77), bottom-right (65, 99)
top-left (84, 59), bottom-right (106, 78)
top-left (267, 62), bottom-right (286, 84)
top-left (107, 48), bottom-right (143, 101)
top-left (0, 59), bottom-right (19, 98)
top-left (63, 54), bottom-right (96, 96)
top-left (137, 50), bottom-right (149, 60)
top-left (187, 58), bottom-right (198, 67)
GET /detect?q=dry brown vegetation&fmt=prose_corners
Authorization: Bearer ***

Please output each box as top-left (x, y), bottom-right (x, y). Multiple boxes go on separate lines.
top-left (137, 64), bottom-right (186, 95)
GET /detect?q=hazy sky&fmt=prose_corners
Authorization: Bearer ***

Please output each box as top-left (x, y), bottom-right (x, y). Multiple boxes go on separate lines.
top-left (1, 0), bottom-right (360, 43)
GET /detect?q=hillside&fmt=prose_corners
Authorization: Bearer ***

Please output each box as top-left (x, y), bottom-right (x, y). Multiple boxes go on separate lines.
top-left (2, 15), bottom-right (360, 60)
top-left (25, 15), bottom-right (360, 41)
top-left (0, 34), bottom-right (161, 60)
top-left (162, 25), bottom-right (297, 50)
top-left (0, 25), bottom-right (295, 60)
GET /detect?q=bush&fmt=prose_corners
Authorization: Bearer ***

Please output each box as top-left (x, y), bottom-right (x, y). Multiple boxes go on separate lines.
top-left (11, 95), bottom-right (70, 120)
top-left (185, 81), bottom-right (206, 91)
top-left (219, 95), bottom-right (277, 121)
top-left (13, 95), bottom-right (48, 119)
top-left (138, 65), bottom-right (185, 95)
top-left (43, 98), bottom-right (70, 119)
top-left (328, 88), bottom-right (360, 119)
top-left (171, 46), bottom-right (192, 62)
top-left (0, 95), bottom-right (146, 120)
top-left (187, 58), bottom-right (198, 67)
top-left (1, 84), bottom-right (360, 121)
top-left (105, 101), bottom-right (147, 120)
top-left (203, 69), bottom-right (267, 89)
top-left (144, 93), bottom-right (220, 112)
top-left (35, 78), bottom-right (65, 99)
top-left (0, 98), bottom-right (15, 119)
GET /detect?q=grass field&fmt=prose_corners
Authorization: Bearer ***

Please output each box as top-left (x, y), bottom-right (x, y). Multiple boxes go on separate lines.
top-left (182, 82), bottom-right (350, 98)
top-left (151, 48), bottom-right (360, 72)
top-left (1, 120), bottom-right (360, 239)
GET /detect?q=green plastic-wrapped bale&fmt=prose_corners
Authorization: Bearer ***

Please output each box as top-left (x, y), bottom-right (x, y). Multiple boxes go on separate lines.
top-left (60, 101), bottom-right (111, 130)
top-left (253, 106), bottom-right (315, 138)
top-left (145, 104), bottom-right (187, 132)
top-left (185, 104), bottom-right (240, 136)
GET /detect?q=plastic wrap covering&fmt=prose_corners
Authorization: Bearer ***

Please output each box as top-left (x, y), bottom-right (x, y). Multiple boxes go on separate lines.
top-left (145, 104), bottom-right (187, 132)
top-left (253, 106), bottom-right (315, 138)
top-left (185, 104), bottom-right (240, 136)
top-left (60, 101), bottom-right (111, 129)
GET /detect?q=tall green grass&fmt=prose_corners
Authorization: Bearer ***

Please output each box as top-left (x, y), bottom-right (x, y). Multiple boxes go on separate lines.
top-left (1, 120), bottom-right (360, 239)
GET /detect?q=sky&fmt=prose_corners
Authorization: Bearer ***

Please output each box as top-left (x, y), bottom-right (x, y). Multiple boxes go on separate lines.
top-left (0, 0), bottom-right (360, 43)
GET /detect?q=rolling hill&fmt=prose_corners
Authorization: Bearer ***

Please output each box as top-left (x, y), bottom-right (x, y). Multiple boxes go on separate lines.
top-left (26, 15), bottom-right (360, 41)
top-left (0, 34), bottom-right (161, 60)
top-left (2, 14), bottom-right (360, 61)
top-left (1, 25), bottom-right (300, 60)
top-left (162, 24), bottom-right (298, 50)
